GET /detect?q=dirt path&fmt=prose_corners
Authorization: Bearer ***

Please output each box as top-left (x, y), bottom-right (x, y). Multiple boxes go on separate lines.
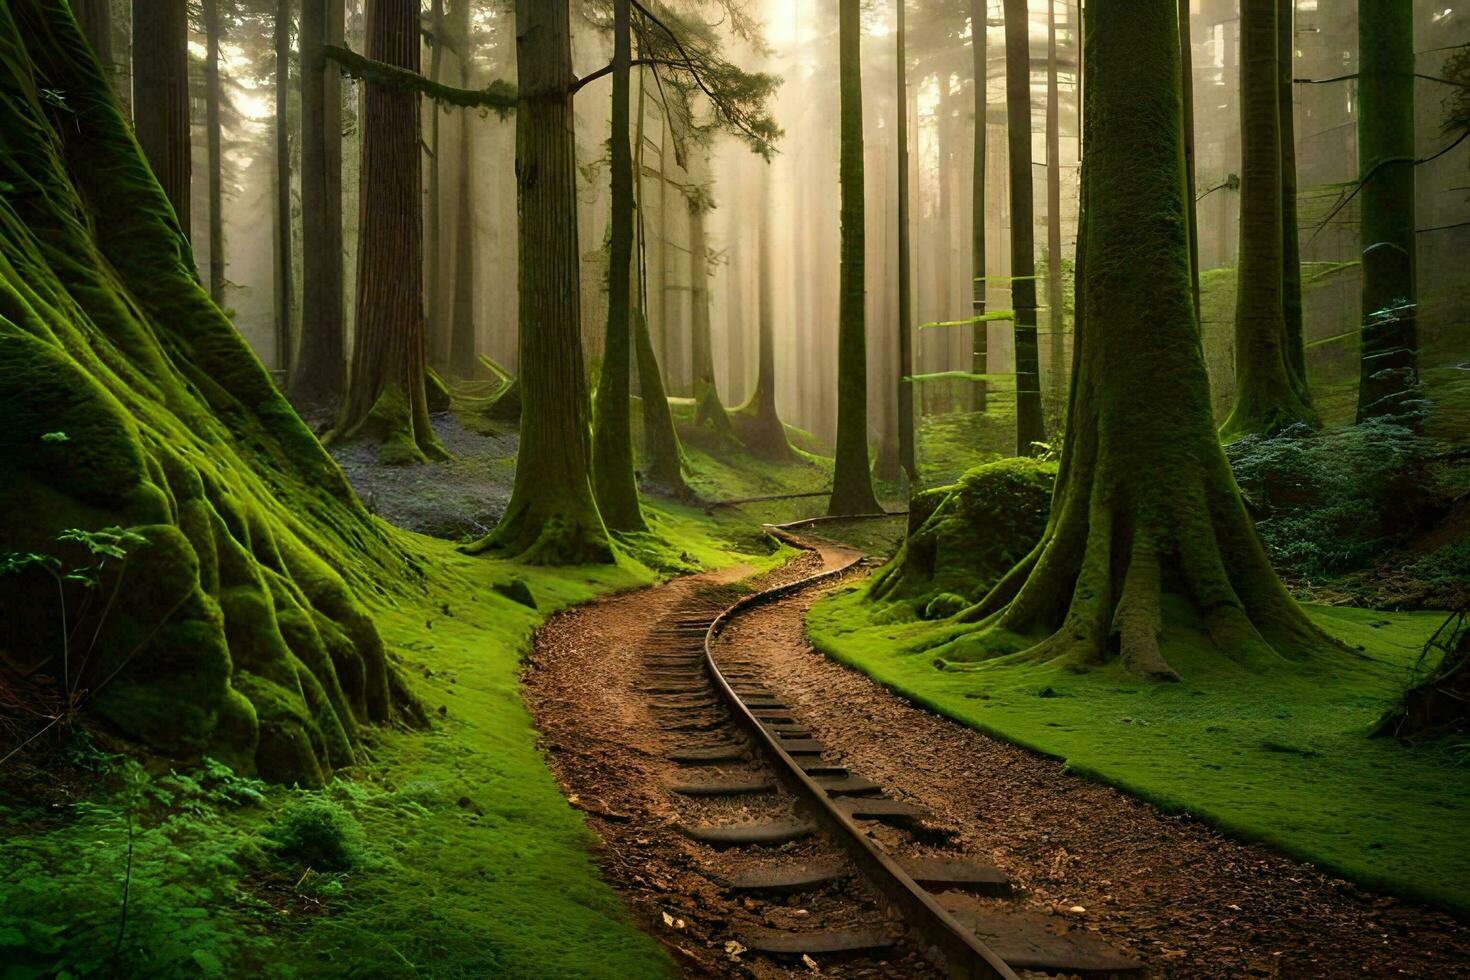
top-left (527, 546), bottom-right (1469, 978)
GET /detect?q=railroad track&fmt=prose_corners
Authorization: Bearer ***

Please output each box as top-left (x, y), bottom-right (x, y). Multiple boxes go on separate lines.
top-left (642, 519), bottom-right (1145, 978)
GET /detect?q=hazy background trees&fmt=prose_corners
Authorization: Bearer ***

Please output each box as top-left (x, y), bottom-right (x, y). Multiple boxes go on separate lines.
top-left (91, 0), bottom-right (1469, 466)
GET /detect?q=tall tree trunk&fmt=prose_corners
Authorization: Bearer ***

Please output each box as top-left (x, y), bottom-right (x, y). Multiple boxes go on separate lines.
top-left (689, 160), bottom-right (736, 443)
top-left (204, 0), bottom-right (226, 305)
top-left (632, 65), bottom-right (691, 498)
top-left (957, 0), bottom-right (1340, 681)
top-left (1179, 0), bottom-right (1200, 317)
top-left (275, 0), bottom-right (295, 375)
top-left (131, 0), bottom-right (190, 238)
top-left (735, 167), bottom-right (793, 461)
top-left (447, 0), bottom-right (477, 378)
top-left (1221, 0), bottom-right (1317, 441)
top-left (829, 0), bottom-right (881, 516)
top-left (1356, 0), bottom-right (1419, 423)
top-left (292, 0), bottom-right (346, 408)
top-left (467, 0), bottom-right (612, 562)
top-left (936, 75), bottom-right (958, 414)
top-left (969, 0), bottom-right (989, 416)
top-left (1045, 0), bottom-right (1065, 420)
top-left (897, 0), bottom-right (917, 478)
top-left (590, 0), bottom-right (647, 531)
top-left (331, 0), bottom-right (446, 464)
top-left (73, 0), bottom-right (111, 82)
top-left (1279, 0), bottom-right (1305, 390)
top-left (426, 0), bottom-right (445, 368)
top-left (1003, 0), bottom-right (1044, 455)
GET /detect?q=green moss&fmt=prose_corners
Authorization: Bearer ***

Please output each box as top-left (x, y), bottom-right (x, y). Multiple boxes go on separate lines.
top-left (267, 800), bottom-right (366, 871)
top-left (869, 458), bottom-right (1056, 612)
top-left (809, 586), bottom-right (1470, 915)
top-left (0, 0), bottom-right (416, 787)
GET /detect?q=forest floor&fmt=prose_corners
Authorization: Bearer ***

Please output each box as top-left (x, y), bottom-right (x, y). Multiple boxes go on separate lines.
top-left (4, 402), bottom-right (1467, 977)
top-left (524, 529), bottom-right (1469, 978)
top-left (0, 414), bottom-right (834, 978)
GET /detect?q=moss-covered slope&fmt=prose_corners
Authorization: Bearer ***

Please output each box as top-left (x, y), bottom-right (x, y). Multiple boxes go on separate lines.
top-left (0, 1), bottom-right (416, 785)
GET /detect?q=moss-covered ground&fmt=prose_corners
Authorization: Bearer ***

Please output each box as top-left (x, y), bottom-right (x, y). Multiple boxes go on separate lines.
top-left (0, 489), bottom-right (795, 978)
top-left (807, 585), bottom-right (1469, 916)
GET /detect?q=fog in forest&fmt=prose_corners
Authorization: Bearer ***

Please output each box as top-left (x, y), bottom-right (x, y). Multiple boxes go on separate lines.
top-left (85, 0), bottom-right (1468, 451)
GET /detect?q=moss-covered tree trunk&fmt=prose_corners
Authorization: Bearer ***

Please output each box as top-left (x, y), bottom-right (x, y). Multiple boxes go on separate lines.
top-left (446, 0), bottom-right (478, 380)
top-left (631, 65), bottom-right (692, 499)
top-left (1278, 1), bottom-right (1305, 388)
top-left (1003, 0), bottom-right (1044, 456)
top-left (957, 0), bottom-right (1342, 682)
top-left (1179, 0), bottom-right (1200, 316)
top-left (204, 0), bottom-right (226, 306)
top-left (131, 0), bottom-right (190, 238)
top-left (897, 0), bottom-right (917, 478)
top-left (426, 0), bottom-right (446, 368)
top-left (829, 0), bottom-right (881, 517)
top-left (1, 0), bottom-right (419, 786)
top-left (292, 0), bottom-right (347, 409)
top-left (1356, 0), bottom-right (1419, 423)
top-left (331, 0), bottom-right (446, 464)
top-left (735, 171), bottom-right (794, 462)
top-left (591, 0), bottom-right (647, 531)
top-left (969, 0), bottom-right (988, 416)
top-left (1044, 0), bottom-right (1065, 419)
top-left (689, 171), bottom-right (735, 445)
top-left (275, 0), bottom-right (295, 375)
top-left (464, 0), bottom-right (613, 563)
top-left (1221, 0), bottom-right (1316, 442)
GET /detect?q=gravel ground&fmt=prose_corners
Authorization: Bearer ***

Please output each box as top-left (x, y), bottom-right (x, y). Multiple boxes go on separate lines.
top-left (319, 411), bottom-right (518, 539)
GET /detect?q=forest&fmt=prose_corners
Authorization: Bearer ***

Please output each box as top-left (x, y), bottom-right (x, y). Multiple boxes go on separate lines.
top-left (0, 0), bottom-right (1467, 976)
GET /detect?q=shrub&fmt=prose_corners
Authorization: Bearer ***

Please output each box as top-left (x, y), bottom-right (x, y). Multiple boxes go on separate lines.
top-left (265, 800), bottom-right (365, 871)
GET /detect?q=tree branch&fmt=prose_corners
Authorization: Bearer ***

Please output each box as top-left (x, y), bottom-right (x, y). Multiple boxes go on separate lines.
top-left (571, 57), bottom-right (697, 94)
top-left (1309, 129), bottom-right (1470, 243)
top-left (324, 44), bottom-right (516, 116)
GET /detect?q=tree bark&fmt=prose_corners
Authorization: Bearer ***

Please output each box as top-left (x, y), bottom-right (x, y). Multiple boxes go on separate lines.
top-left (631, 64), bottom-right (692, 498)
top-left (735, 168), bottom-right (792, 461)
top-left (1279, 0), bottom-right (1305, 390)
top-left (1045, 0), bottom-right (1065, 419)
top-left (465, 0), bottom-right (612, 563)
top-left (688, 158), bottom-right (736, 443)
top-left (204, 0), bottom-right (226, 305)
top-left (829, 0), bottom-right (881, 516)
top-left (73, 0), bottom-right (110, 82)
top-left (426, 0), bottom-right (446, 368)
top-left (590, 0), bottom-right (647, 532)
top-left (331, 0), bottom-right (446, 465)
top-left (1356, 0), bottom-right (1419, 423)
top-left (1221, 0), bottom-right (1317, 441)
top-left (1003, 0), bottom-right (1044, 456)
top-left (1179, 0), bottom-right (1200, 317)
top-left (446, 0), bottom-right (477, 379)
top-left (953, 0), bottom-right (1342, 681)
top-left (131, 0), bottom-right (190, 238)
top-left (898, 0), bottom-right (917, 477)
top-left (275, 0), bottom-right (296, 375)
top-left (292, 0), bottom-right (347, 409)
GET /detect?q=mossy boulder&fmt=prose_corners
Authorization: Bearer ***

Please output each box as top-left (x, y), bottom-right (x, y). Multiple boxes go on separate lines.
top-left (0, 1), bottom-right (415, 786)
top-left (868, 458), bottom-right (1057, 614)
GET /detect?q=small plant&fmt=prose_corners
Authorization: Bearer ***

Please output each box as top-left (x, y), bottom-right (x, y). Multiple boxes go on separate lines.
top-left (266, 800), bottom-right (366, 871)
top-left (0, 526), bottom-right (151, 766)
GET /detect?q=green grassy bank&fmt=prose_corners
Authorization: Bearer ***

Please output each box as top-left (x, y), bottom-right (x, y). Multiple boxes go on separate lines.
top-left (0, 494), bottom-right (792, 979)
top-left (808, 587), bottom-right (1469, 916)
